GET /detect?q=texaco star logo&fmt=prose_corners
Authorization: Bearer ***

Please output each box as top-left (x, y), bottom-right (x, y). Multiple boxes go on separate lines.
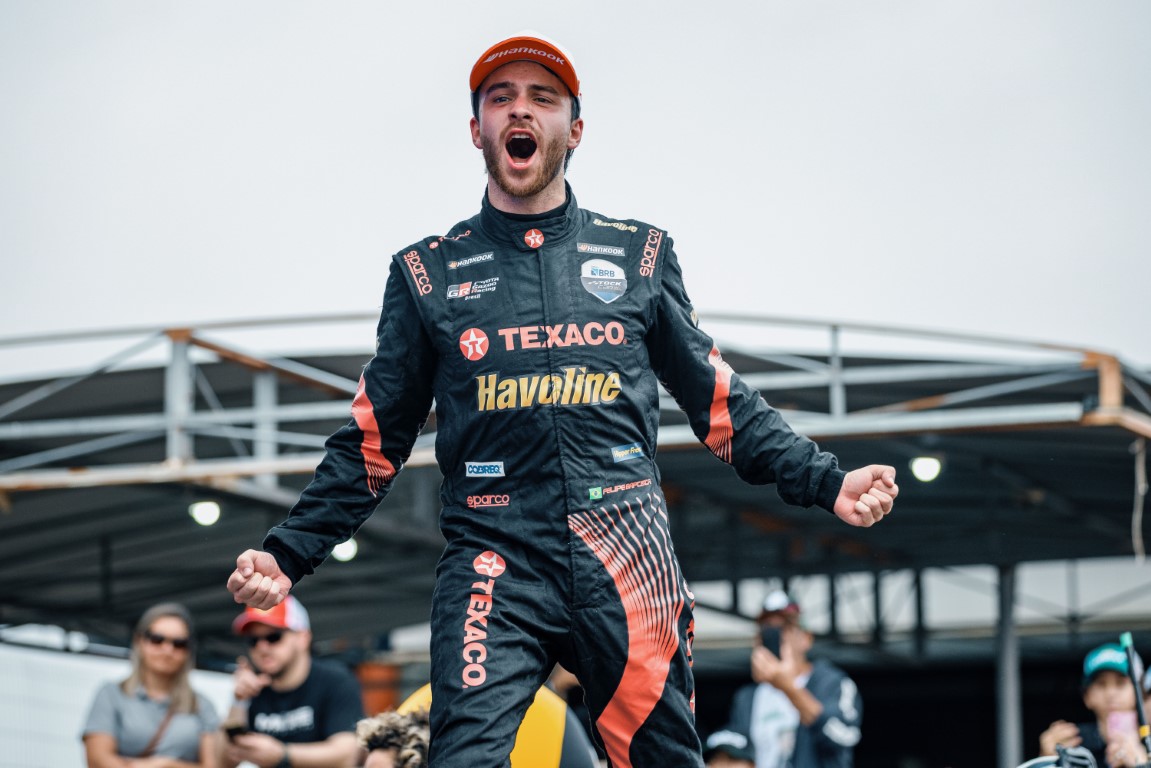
top-left (458, 328), bottom-right (488, 361)
top-left (523, 229), bottom-right (544, 248)
top-left (473, 551), bottom-right (506, 578)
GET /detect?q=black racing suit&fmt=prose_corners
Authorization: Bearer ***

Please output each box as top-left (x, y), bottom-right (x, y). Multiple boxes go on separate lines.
top-left (263, 185), bottom-right (846, 768)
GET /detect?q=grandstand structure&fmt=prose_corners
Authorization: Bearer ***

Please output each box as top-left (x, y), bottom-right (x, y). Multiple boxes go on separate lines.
top-left (1, 313), bottom-right (1149, 763)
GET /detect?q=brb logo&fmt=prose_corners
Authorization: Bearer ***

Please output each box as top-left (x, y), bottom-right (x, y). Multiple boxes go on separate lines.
top-left (461, 551), bottom-right (506, 688)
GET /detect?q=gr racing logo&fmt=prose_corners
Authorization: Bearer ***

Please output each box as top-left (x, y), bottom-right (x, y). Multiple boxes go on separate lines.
top-left (461, 551), bottom-right (506, 688)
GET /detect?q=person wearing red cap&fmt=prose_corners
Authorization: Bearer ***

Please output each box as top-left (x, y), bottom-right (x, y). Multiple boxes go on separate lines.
top-left (219, 596), bottom-right (364, 768)
top-left (227, 31), bottom-right (898, 768)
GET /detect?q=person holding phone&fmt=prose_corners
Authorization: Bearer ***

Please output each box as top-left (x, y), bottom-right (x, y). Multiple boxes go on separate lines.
top-left (1039, 643), bottom-right (1150, 768)
top-left (724, 590), bottom-right (862, 768)
top-left (219, 596), bottom-right (363, 768)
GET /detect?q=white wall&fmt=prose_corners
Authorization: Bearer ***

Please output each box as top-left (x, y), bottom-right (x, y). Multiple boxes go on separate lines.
top-left (0, 643), bottom-right (234, 768)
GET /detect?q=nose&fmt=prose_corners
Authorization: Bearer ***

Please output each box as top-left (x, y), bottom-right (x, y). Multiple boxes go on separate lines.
top-left (509, 94), bottom-right (534, 121)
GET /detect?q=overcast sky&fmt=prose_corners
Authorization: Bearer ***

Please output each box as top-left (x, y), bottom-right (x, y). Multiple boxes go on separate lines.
top-left (2, 1), bottom-right (1149, 379)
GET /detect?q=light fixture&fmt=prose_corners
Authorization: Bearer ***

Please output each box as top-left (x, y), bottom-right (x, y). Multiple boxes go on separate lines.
top-left (910, 456), bottom-right (942, 482)
top-left (332, 539), bottom-right (358, 562)
top-left (188, 501), bottom-right (221, 526)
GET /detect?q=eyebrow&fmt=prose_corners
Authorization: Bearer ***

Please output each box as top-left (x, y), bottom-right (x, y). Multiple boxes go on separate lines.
top-left (483, 81), bottom-right (563, 98)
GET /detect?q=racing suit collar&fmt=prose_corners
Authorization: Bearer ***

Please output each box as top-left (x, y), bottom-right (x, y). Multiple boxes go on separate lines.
top-left (479, 182), bottom-right (580, 251)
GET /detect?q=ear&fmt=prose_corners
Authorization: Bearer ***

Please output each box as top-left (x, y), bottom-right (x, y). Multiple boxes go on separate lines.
top-left (567, 117), bottom-right (584, 150)
top-left (470, 116), bottom-right (482, 150)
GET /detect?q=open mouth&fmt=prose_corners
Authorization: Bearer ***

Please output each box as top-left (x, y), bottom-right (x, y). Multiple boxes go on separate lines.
top-left (506, 132), bottom-right (537, 165)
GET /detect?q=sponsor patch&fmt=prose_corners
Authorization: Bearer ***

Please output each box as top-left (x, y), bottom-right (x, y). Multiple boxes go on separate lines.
top-left (592, 218), bottom-right (638, 233)
top-left (580, 259), bottom-right (627, 304)
top-left (461, 551), bottom-right (505, 688)
top-left (497, 321), bottom-right (626, 351)
top-left (577, 242), bottom-right (626, 258)
top-left (448, 252), bottom-right (494, 270)
top-left (403, 250), bottom-right (433, 296)
top-left (476, 367), bottom-right (621, 411)
top-left (611, 442), bottom-right (644, 463)
top-left (588, 478), bottom-right (653, 499)
top-left (448, 276), bottom-right (500, 300)
top-left (524, 229), bottom-right (544, 248)
top-left (459, 328), bottom-right (489, 361)
top-left (640, 229), bottom-right (663, 277)
top-left (465, 461), bottom-right (505, 477)
top-left (467, 494), bottom-right (510, 509)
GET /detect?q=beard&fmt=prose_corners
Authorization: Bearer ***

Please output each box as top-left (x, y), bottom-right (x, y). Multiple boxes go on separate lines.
top-left (481, 129), bottom-right (568, 200)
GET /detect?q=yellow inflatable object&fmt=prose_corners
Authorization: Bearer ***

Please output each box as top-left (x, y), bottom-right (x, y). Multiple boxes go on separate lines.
top-left (398, 683), bottom-right (567, 767)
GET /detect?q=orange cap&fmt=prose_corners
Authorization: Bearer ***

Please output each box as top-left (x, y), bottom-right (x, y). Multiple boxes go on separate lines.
top-left (232, 595), bottom-right (310, 634)
top-left (469, 33), bottom-right (580, 100)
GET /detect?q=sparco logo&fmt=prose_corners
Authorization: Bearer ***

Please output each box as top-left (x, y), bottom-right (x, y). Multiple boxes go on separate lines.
top-left (498, 321), bottom-right (626, 351)
top-left (467, 494), bottom-right (510, 508)
top-left (593, 218), bottom-right (638, 233)
top-left (461, 551), bottom-right (506, 688)
top-left (403, 250), bottom-right (432, 295)
top-left (641, 229), bottom-right (663, 277)
top-left (476, 367), bottom-right (621, 411)
top-left (465, 461), bottom-right (504, 477)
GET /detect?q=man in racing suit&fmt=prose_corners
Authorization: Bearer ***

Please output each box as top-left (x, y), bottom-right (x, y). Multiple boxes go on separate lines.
top-left (227, 33), bottom-right (899, 768)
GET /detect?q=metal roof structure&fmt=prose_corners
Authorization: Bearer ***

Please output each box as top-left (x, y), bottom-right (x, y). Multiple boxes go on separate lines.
top-left (1, 313), bottom-right (1149, 678)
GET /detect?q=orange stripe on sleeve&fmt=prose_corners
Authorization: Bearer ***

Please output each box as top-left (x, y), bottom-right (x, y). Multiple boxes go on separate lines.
top-left (352, 375), bottom-right (396, 496)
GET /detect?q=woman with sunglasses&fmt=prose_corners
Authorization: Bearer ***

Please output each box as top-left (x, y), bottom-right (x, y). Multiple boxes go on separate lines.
top-left (82, 602), bottom-right (221, 767)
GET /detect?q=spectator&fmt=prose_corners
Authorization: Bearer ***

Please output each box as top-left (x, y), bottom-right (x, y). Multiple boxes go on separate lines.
top-left (357, 682), bottom-right (599, 767)
top-left (1039, 643), bottom-right (1149, 768)
top-left (703, 729), bottom-right (756, 768)
top-left (81, 602), bottom-right (220, 767)
top-left (219, 596), bottom-right (363, 768)
top-left (357, 709), bottom-right (430, 768)
top-left (726, 590), bottom-right (862, 767)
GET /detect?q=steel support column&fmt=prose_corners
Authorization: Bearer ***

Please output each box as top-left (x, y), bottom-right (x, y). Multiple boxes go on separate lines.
top-left (997, 563), bottom-right (1021, 768)
top-left (253, 371), bottom-right (278, 488)
top-left (165, 332), bottom-right (194, 462)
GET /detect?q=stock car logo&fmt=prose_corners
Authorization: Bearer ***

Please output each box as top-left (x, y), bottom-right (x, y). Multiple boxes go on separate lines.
top-left (580, 259), bottom-right (626, 304)
top-left (459, 328), bottom-right (489, 361)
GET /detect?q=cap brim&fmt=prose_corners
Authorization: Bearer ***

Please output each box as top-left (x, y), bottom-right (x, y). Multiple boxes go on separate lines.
top-left (232, 614), bottom-right (286, 634)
